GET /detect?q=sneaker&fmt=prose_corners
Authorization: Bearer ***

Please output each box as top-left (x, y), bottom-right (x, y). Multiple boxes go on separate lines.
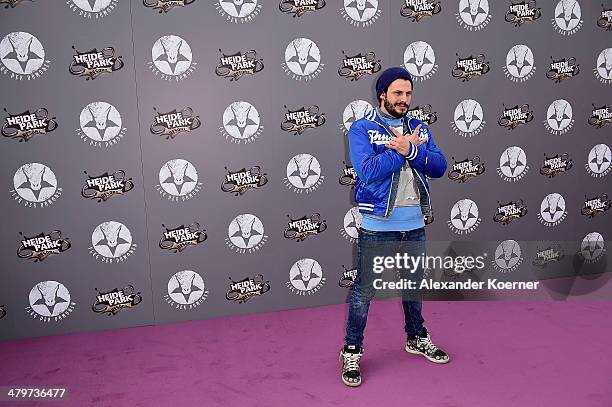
top-left (405, 330), bottom-right (450, 364)
top-left (339, 344), bottom-right (363, 387)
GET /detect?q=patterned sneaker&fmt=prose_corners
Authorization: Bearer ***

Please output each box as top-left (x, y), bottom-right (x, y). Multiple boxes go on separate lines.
top-left (405, 330), bottom-right (450, 364)
top-left (339, 344), bottom-right (363, 387)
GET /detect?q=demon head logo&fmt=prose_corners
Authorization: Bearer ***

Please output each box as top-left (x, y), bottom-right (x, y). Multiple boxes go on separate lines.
top-left (403, 41), bottom-right (436, 79)
top-left (92, 221), bottom-right (133, 258)
top-left (539, 193), bottom-right (566, 224)
top-left (79, 101), bottom-right (122, 142)
top-left (13, 162), bottom-right (57, 203)
top-left (159, 159), bottom-right (198, 196)
top-left (342, 100), bottom-right (373, 133)
top-left (152, 35), bottom-right (192, 76)
top-left (167, 270), bottom-right (205, 305)
top-left (286, 153), bottom-right (322, 190)
top-left (0, 32), bottom-right (45, 75)
top-left (499, 146), bottom-right (528, 179)
top-left (494, 240), bottom-right (523, 272)
top-left (284, 38), bottom-right (321, 78)
top-left (449, 198), bottom-right (480, 232)
top-left (222, 101), bottom-right (261, 141)
top-left (228, 214), bottom-right (265, 250)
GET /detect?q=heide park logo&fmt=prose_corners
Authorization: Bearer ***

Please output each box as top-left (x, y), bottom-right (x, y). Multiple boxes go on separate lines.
top-left (448, 156), bottom-right (485, 183)
top-left (532, 245), bottom-right (564, 268)
top-left (216, 49), bottom-right (264, 81)
top-left (338, 265), bottom-right (357, 288)
top-left (339, 161), bottom-right (357, 188)
top-left (66, 0), bottom-right (118, 19)
top-left (581, 194), bottom-right (611, 218)
top-left (225, 275), bottom-right (270, 303)
top-left (18, 230), bottom-right (71, 262)
top-left (452, 53), bottom-right (490, 81)
top-left (92, 286), bottom-right (142, 316)
top-left (0, 0), bottom-right (30, 7)
top-left (222, 166), bottom-right (268, 196)
top-left (150, 107), bottom-right (201, 139)
top-left (143, 0), bottom-right (195, 13)
top-left (498, 104), bottom-right (533, 130)
top-left (284, 213), bottom-right (327, 242)
top-left (279, 0), bottom-right (325, 18)
top-left (540, 153), bottom-right (572, 178)
top-left (338, 50), bottom-right (381, 81)
top-left (69, 46), bottom-right (123, 80)
top-left (505, 0), bottom-right (541, 26)
top-left (493, 200), bottom-right (528, 225)
top-left (589, 104), bottom-right (612, 128)
top-left (598, 4), bottom-right (612, 31)
top-left (546, 56), bottom-right (580, 83)
top-left (281, 105), bottom-right (326, 135)
top-left (400, 0), bottom-right (441, 22)
top-left (159, 223), bottom-right (207, 253)
top-left (81, 170), bottom-right (134, 202)
top-left (2, 107), bottom-right (58, 142)
top-left (407, 105), bottom-right (437, 126)
top-left (0, 32), bottom-right (51, 80)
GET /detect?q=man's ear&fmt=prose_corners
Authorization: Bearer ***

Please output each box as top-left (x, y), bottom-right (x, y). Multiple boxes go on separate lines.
top-left (379, 91), bottom-right (385, 104)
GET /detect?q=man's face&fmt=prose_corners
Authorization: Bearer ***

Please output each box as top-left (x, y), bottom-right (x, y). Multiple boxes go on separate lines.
top-left (380, 78), bottom-right (412, 118)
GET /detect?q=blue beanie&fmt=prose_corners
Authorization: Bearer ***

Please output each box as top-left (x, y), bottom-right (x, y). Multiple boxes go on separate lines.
top-left (375, 67), bottom-right (413, 99)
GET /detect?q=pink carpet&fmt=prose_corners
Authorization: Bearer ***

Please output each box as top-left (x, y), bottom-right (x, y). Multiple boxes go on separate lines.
top-left (1, 300), bottom-right (611, 407)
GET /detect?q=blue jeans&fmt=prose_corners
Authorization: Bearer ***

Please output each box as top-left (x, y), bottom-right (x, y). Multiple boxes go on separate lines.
top-left (345, 227), bottom-right (427, 347)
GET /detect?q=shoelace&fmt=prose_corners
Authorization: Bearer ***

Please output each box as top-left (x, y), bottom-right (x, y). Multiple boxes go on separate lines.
top-left (343, 352), bottom-right (361, 372)
top-left (418, 335), bottom-right (439, 354)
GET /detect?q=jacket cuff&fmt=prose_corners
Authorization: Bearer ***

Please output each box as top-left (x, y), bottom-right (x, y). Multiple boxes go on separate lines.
top-left (404, 142), bottom-right (418, 160)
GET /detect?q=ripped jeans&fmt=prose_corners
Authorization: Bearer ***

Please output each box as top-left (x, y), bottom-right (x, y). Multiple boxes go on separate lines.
top-left (345, 227), bottom-right (427, 347)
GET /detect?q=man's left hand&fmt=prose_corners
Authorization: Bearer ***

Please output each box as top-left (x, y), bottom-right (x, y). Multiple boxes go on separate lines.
top-left (386, 124), bottom-right (427, 156)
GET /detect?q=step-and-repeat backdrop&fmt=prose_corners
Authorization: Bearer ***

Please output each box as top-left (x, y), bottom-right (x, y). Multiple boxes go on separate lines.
top-left (1, 0), bottom-right (610, 340)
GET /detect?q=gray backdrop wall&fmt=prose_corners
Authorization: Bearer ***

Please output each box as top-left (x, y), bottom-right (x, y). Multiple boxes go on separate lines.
top-left (1, 0), bottom-right (610, 341)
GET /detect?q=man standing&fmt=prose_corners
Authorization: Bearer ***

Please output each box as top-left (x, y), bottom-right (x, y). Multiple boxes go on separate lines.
top-left (340, 67), bottom-right (449, 387)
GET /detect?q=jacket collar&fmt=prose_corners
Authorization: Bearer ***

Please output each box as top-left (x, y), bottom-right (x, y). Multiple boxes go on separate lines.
top-left (365, 107), bottom-right (413, 132)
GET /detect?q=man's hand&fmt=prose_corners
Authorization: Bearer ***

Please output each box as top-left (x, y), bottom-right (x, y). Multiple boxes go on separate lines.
top-left (386, 123), bottom-right (428, 156)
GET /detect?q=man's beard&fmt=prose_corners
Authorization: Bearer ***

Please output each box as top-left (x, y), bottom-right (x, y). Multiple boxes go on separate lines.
top-left (384, 98), bottom-right (408, 118)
